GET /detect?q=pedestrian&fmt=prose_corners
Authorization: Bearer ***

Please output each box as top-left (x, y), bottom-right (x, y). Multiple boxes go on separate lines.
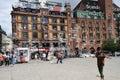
top-left (45, 51), bottom-right (49, 61)
top-left (9, 52), bottom-right (13, 64)
top-left (4, 52), bottom-right (10, 66)
top-left (42, 51), bottom-right (46, 61)
top-left (56, 52), bottom-right (63, 64)
top-left (0, 53), bottom-right (4, 66)
top-left (12, 53), bottom-right (16, 65)
top-left (64, 50), bottom-right (68, 58)
top-left (92, 47), bottom-right (111, 80)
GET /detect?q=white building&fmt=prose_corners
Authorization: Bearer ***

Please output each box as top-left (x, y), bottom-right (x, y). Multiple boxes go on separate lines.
top-left (2, 34), bottom-right (13, 52)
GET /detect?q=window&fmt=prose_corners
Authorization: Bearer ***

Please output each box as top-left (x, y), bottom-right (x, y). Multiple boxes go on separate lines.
top-left (22, 32), bottom-right (28, 38)
top-left (22, 24), bottom-right (28, 30)
top-left (89, 27), bottom-right (93, 33)
top-left (60, 18), bottom-right (64, 23)
top-left (89, 34), bottom-right (93, 39)
top-left (82, 33), bottom-right (86, 39)
top-left (22, 15), bottom-right (28, 22)
top-left (33, 32), bottom-right (38, 38)
top-left (12, 15), bottom-right (16, 21)
top-left (32, 16), bottom-right (37, 22)
top-left (102, 23), bottom-right (106, 28)
top-left (52, 25), bottom-right (57, 30)
top-left (108, 22), bottom-right (112, 27)
top-left (90, 40), bottom-right (94, 44)
top-left (60, 26), bottom-right (65, 31)
top-left (82, 40), bottom-right (86, 44)
top-left (12, 24), bottom-right (16, 29)
top-left (53, 33), bottom-right (57, 38)
top-left (96, 22), bottom-right (99, 27)
top-left (82, 27), bottom-right (85, 33)
top-left (88, 22), bottom-right (92, 27)
top-left (32, 24), bottom-right (37, 30)
top-left (81, 21), bottom-right (85, 27)
top-left (96, 34), bottom-right (100, 39)
top-left (96, 27), bottom-right (99, 32)
top-left (42, 25), bottom-right (48, 30)
top-left (52, 18), bottom-right (57, 23)
top-left (44, 33), bottom-right (48, 39)
top-left (42, 17), bottom-right (48, 23)
top-left (61, 33), bottom-right (65, 38)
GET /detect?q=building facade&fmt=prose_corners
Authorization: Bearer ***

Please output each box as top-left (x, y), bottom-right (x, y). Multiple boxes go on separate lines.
top-left (0, 25), bottom-right (12, 52)
top-left (71, 0), bottom-right (120, 50)
top-left (0, 25), bottom-right (3, 52)
top-left (11, 0), bottom-right (120, 51)
top-left (11, 0), bottom-right (69, 51)
top-left (2, 34), bottom-right (13, 52)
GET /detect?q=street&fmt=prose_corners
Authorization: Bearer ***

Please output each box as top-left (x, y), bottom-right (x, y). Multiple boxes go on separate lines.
top-left (0, 57), bottom-right (120, 80)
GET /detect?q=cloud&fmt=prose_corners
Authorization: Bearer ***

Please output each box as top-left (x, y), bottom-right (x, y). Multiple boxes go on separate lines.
top-left (0, 0), bottom-right (16, 35)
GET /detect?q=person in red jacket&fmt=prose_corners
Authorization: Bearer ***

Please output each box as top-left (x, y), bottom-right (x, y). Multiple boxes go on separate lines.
top-left (56, 52), bottom-right (62, 64)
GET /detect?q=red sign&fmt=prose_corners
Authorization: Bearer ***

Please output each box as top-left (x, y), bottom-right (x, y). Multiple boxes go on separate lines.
top-left (53, 6), bottom-right (61, 11)
top-left (44, 48), bottom-right (49, 51)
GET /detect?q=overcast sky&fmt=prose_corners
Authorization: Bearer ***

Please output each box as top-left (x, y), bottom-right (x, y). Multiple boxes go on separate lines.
top-left (0, 0), bottom-right (120, 35)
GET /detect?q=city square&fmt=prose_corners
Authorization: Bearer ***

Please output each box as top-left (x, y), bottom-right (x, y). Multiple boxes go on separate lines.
top-left (0, 0), bottom-right (120, 80)
top-left (0, 57), bottom-right (120, 80)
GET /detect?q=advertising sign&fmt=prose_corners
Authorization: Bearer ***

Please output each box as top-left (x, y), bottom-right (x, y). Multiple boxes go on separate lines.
top-left (53, 6), bottom-right (61, 11)
top-left (46, 1), bottom-right (62, 7)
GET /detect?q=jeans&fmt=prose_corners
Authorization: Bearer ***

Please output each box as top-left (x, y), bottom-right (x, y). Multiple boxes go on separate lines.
top-left (0, 61), bottom-right (3, 66)
top-left (98, 65), bottom-right (104, 78)
top-left (57, 58), bottom-right (62, 64)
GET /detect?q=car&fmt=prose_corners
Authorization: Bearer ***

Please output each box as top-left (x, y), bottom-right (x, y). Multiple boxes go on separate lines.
top-left (80, 54), bottom-right (90, 58)
top-left (80, 53), bottom-right (95, 58)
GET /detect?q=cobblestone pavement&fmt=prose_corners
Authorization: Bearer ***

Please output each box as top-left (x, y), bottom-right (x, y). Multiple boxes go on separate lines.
top-left (0, 57), bottom-right (120, 80)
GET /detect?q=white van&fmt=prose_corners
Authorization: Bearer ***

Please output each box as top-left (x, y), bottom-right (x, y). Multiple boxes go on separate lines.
top-left (15, 48), bottom-right (30, 63)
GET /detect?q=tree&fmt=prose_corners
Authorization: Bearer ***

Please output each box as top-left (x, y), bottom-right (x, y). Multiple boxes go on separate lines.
top-left (102, 39), bottom-right (119, 53)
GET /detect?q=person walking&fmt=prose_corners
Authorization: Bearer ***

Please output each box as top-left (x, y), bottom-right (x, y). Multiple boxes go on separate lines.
top-left (56, 52), bottom-right (63, 64)
top-left (42, 51), bottom-right (46, 61)
top-left (4, 52), bottom-right (10, 66)
top-left (9, 52), bottom-right (13, 64)
top-left (92, 47), bottom-right (111, 80)
top-left (12, 53), bottom-right (16, 65)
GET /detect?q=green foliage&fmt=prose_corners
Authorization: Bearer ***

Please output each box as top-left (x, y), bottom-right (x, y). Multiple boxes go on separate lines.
top-left (102, 39), bottom-right (120, 52)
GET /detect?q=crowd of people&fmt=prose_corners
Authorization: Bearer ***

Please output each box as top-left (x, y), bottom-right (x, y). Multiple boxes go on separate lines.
top-left (31, 50), bottom-right (63, 64)
top-left (0, 47), bottom-right (112, 80)
top-left (0, 51), bottom-right (16, 66)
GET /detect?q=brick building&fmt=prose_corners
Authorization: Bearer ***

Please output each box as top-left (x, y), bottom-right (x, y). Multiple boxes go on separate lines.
top-left (11, 0), bottom-right (120, 51)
